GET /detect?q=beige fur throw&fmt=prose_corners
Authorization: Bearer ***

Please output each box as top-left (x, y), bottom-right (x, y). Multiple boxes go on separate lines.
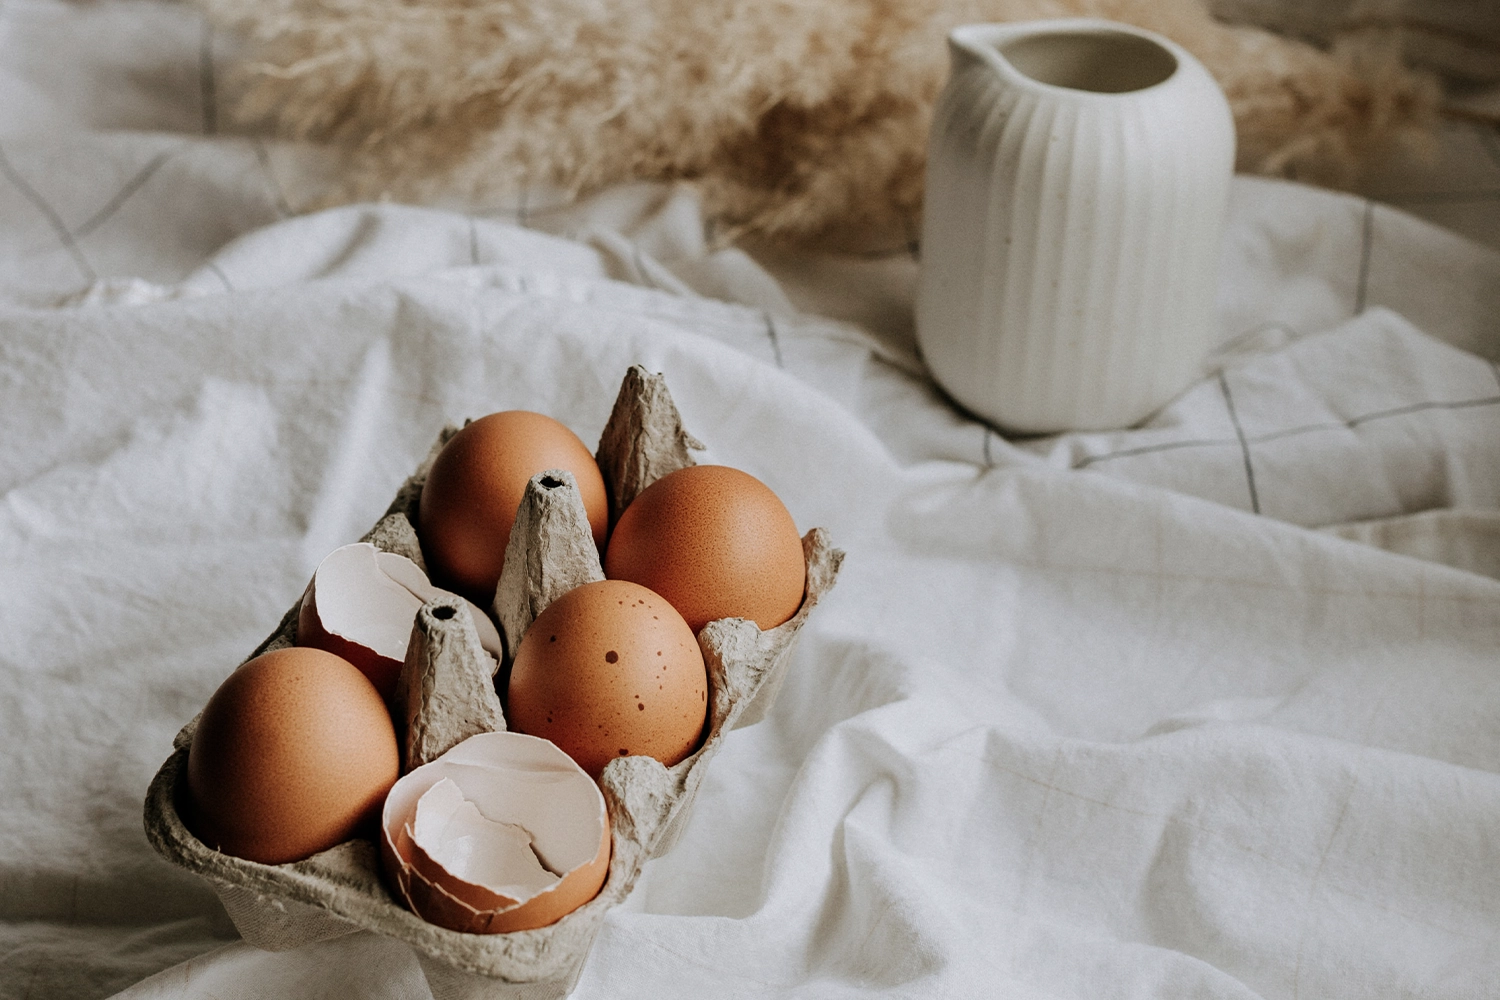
top-left (206, 0), bottom-right (1439, 246)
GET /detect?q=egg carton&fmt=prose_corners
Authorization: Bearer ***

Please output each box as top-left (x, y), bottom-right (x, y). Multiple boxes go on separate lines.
top-left (143, 366), bottom-right (843, 999)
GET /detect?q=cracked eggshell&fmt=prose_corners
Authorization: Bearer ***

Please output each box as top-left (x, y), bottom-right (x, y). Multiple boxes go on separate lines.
top-left (375, 550), bottom-right (502, 657)
top-left (297, 543), bottom-right (501, 700)
top-left (381, 732), bottom-right (610, 935)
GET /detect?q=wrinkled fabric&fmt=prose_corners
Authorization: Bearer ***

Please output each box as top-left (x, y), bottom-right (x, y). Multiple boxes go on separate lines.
top-left (3, 2), bottom-right (1500, 999)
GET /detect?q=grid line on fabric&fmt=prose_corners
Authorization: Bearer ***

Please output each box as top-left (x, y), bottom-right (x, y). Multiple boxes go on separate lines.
top-left (982, 426), bottom-right (994, 468)
top-left (1354, 199), bottom-right (1375, 316)
top-left (992, 551), bottom-right (1500, 606)
top-left (631, 245), bottom-right (662, 290)
top-left (1074, 387), bottom-right (1500, 470)
top-left (821, 243), bottom-right (919, 260)
top-left (0, 140), bottom-right (96, 283)
top-left (1073, 436), bottom-right (1240, 468)
top-left (473, 190), bottom-right (568, 226)
top-left (467, 216), bottom-right (480, 266)
top-left (1006, 746), bottom-right (1068, 919)
top-left (1345, 393), bottom-right (1500, 427)
top-left (1224, 320), bottom-right (1303, 346)
top-left (200, 18), bottom-right (218, 137)
top-left (72, 150), bottom-right (175, 240)
top-left (763, 311), bottom-right (786, 368)
top-left (1241, 393), bottom-right (1500, 444)
top-left (206, 261), bottom-right (234, 292)
top-left (1479, 124), bottom-right (1500, 168)
top-left (1216, 371), bottom-right (1261, 513)
top-left (1382, 189), bottom-right (1500, 204)
top-left (1247, 419), bottom-right (1366, 447)
top-left (1290, 778), bottom-right (1359, 1000)
top-left (252, 140), bottom-right (292, 217)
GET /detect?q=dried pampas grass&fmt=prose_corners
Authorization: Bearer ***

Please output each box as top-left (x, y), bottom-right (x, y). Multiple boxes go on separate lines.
top-left (202, 0), bottom-right (1440, 246)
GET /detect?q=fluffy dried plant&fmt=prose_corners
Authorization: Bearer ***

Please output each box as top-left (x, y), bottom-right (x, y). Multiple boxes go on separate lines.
top-left (203, 0), bottom-right (1439, 246)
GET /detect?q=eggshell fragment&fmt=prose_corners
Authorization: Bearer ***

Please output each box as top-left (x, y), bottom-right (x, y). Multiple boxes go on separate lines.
top-left (411, 779), bottom-right (559, 903)
top-left (297, 542), bottom-right (501, 701)
top-left (377, 550), bottom-right (503, 661)
top-left (381, 732), bottom-right (610, 934)
top-left (359, 508), bottom-right (427, 571)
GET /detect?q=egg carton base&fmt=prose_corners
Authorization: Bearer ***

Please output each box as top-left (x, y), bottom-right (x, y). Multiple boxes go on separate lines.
top-left (215, 880), bottom-right (587, 1000)
top-left (418, 949), bottom-right (589, 1000)
top-left (213, 881), bottom-right (362, 951)
top-left (143, 366), bottom-right (843, 989)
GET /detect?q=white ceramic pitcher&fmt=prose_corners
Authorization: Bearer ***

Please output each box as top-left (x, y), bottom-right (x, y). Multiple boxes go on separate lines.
top-left (915, 20), bottom-right (1235, 434)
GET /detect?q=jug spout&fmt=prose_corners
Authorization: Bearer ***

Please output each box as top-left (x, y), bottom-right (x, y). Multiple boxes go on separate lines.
top-left (945, 23), bottom-right (1023, 80)
top-left (946, 25), bottom-right (996, 79)
top-left (946, 30), bottom-right (986, 78)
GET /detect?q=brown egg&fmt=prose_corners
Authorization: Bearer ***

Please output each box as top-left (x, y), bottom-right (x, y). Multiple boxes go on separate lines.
top-left (185, 647), bottom-right (400, 865)
top-left (604, 465), bottom-right (805, 632)
top-left (417, 411), bottom-right (608, 602)
top-left (507, 580), bottom-right (707, 777)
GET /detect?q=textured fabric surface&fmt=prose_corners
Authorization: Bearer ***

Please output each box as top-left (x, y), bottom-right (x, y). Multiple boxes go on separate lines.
top-left (3, 2), bottom-right (1500, 999)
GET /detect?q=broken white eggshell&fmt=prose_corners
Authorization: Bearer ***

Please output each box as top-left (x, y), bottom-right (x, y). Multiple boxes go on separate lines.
top-left (381, 731), bottom-right (611, 935)
top-left (412, 779), bottom-right (559, 902)
top-left (298, 542), bottom-right (503, 699)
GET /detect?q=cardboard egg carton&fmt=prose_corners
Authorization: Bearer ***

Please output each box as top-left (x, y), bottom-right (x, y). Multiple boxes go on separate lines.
top-left (143, 366), bottom-right (843, 998)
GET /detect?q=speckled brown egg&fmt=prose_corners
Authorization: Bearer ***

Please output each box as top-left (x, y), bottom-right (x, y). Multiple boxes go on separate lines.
top-left (604, 464), bottom-right (805, 632)
top-left (185, 646), bottom-right (400, 865)
top-left (507, 580), bottom-right (707, 778)
top-left (417, 411), bottom-right (609, 602)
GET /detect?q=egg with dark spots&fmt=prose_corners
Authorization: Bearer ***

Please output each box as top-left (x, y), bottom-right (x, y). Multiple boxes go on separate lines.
top-left (507, 580), bottom-right (707, 777)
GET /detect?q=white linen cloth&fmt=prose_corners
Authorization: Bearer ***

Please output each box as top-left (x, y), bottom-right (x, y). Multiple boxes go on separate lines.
top-left (4, 2), bottom-right (1500, 998)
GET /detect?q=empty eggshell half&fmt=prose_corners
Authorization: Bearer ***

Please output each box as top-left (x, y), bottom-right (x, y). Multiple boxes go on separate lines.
top-left (380, 731), bottom-right (611, 934)
top-left (298, 543), bottom-right (503, 699)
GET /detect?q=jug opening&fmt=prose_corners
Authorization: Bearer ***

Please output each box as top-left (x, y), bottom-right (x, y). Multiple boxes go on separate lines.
top-left (997, 29), bottom-right (1177, 94)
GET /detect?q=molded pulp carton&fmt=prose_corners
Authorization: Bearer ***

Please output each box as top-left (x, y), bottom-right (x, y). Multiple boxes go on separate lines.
top-left (144, 367), bottom-right (843, 998)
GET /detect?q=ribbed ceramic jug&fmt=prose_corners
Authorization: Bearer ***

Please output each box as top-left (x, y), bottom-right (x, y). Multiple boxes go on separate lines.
top-left (915, 20), bottom-right (1235, 434)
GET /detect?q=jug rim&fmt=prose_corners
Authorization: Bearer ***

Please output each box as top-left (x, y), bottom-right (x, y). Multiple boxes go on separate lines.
top-left (948, 19), bottom-right (1190, 100)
